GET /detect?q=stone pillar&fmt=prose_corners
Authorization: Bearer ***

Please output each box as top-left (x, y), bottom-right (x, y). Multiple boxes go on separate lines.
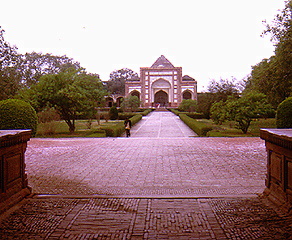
top-left (260, 129), bottom-right (292, 210)
top-left (0, 130), bottom-right (32, 214)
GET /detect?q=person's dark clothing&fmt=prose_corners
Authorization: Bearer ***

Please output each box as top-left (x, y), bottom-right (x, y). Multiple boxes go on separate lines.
top-left (124, 119), bottom-right (132, 137)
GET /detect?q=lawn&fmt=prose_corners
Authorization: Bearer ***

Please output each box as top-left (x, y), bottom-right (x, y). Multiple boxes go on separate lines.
top-left (197, 118), bottom-right (277, 137)
top-left (36, 118), bottom-right (277, 138)
top-left (36, 120), bottom-right (123, 138)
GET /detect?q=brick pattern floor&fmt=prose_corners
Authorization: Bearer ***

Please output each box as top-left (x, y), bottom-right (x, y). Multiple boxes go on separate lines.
top-left (1, 111), bottom-right (292, 239)
top-left (25, 137), bottom-right (266, 196)
top-left (1, 197), bottom-right (291, 239)
top-left (123, 111), bottom-right (197, 138)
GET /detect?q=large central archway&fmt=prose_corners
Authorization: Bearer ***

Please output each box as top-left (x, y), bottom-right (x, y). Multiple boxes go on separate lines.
top-left (154, 90), bottom-right (168, 107)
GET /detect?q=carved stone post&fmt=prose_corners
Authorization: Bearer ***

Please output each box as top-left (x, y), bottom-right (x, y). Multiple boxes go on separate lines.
top-left (0, 130), bottom-right (32, 214)
top-left (260, 129), bottom-right (292, 211)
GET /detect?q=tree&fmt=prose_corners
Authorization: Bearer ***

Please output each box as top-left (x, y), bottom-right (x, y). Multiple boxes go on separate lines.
top-left (106, 68), bottom-right (139, 95)
top-left (207, 78), bottom-right (240, 102)
top-left (178, 99), bottom-right (198, 112)
top-left (17, 52), bottom-right (82, 87)
top-left (0, 26), bottom-right (22, 100)
top-left (246, 1), bottom-right (292, 107)
top-left (210, 100), bottom-right (228, 125)
top-left (197, 93), bottom-right (218, 119)
top-left (26, 69), bottom-right (107, 133)
top-left (121, 95), bottom-right (140, 112)
top-left (199, 78), bottom-right (240, 119)
top-left (218, 92), bottom-right (275, 133)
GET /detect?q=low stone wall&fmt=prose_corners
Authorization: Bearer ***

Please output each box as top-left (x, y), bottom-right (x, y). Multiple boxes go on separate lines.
top-left (260, 129), bottom-right (292, 211)
top-left (0, 130), bottom-right (32, 214)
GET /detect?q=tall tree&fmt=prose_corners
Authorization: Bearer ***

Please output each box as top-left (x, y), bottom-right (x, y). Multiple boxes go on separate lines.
top-left (121, 95), bottom-right (140, 112)
top-left (207, 78), bottom-right (240, 102)
top-left (17, 52), bottom-right (82, 87)
top-left (246, 1), bottom-right (292, 107)
top-left (106, 68), bottom-right (139, 95)
top-left (0, 26), bottom-right (22, 100)
top-left (26, 69), bottom-right (107, 133)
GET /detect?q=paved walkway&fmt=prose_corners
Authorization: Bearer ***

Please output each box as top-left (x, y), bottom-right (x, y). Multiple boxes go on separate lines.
top-left (1, 111), bottom-right (291, 239)
top-left (123, 111), bottom-right (197, 138)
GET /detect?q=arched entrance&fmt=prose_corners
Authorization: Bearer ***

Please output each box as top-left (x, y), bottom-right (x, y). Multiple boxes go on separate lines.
top-left (183, 91), bottom-right (192, 100)
top-left (154, 90), bottom-right (168, 107)
top-left (130, 90), bottom-right (140, 100)
top-left (106, 97), bottom-right (114, 107)
top-left (116, 97), bottom-right (123, 107)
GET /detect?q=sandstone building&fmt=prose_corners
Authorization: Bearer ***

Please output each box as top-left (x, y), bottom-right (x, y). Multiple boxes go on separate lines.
top-left (125, 55), bottom-right (197, 108)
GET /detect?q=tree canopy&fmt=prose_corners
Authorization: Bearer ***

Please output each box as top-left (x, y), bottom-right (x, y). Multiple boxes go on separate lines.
top-left (0, 26), bottom-right (86, 101)
top-left (210, 92), bottom-right (274, 133)
top-left (106, 68), bottom-right (139, 95)
top-left (25, 69), bottom-right (107, 132)
top-left (178, 99), bottom-right (198, 112)
top-left (0, 26), bottom-right (21, 100)
top-left (17, 52), bottom-right (82, 87)
top-left (207, 78), bottom-right (240, 102)
top-left (121, 95), bottom-right (140, 112)
top-left (246, 0), bottom-right (292, 107)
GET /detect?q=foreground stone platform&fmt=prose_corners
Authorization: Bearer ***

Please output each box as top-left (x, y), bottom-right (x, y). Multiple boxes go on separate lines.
top-left (1, 196), bottom-right (291, 239)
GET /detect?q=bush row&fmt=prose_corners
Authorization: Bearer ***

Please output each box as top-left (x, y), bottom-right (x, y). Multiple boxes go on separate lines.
top-left (179, 113), bottom-right (212, 137)
top-left (118, 109), bottom-right (152, 119)
top-left (100, 114), bottom-right (142, 137)
top-left (168, 108), bottom-right (204, 119)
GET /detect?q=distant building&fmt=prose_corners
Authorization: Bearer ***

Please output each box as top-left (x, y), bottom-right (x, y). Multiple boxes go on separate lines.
top-left (125, 55), bottom-right (197, 108)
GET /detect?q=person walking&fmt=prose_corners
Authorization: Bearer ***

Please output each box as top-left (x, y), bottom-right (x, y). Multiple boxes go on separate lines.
top-left (124, 117), bottom-right (132, 137)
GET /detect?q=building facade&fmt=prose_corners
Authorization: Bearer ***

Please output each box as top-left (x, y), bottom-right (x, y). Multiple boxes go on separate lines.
top-left (125, 55), bottom-right (197, 108)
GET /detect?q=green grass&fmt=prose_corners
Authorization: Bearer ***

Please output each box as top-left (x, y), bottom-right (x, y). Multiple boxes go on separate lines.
top-left (197, 118), bottom-right (276, 137)
top-left (36, 118), bottom-right (277, 138)
top-left (36, 120), bottom-right (123, 138)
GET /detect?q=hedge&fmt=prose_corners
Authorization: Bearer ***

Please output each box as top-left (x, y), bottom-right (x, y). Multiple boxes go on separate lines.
top-left (179, 113), bottom-right (212, 137)
top-left (118, 109), bottom-right (152, 120)
top-left (100, 114), bottom-right (142, 137)
top-left (168, 108), bottom-right (204, 119)
top-left (276, 97), bottom-right (292, 128)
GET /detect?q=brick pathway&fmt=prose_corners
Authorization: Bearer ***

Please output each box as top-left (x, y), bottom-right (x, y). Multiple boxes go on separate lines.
top-left (24, 137), bottom-right (266, 196)
top-left (123, 111), bottom-right (197, 138)
top-left (1, 111), bottom-right (291, 239)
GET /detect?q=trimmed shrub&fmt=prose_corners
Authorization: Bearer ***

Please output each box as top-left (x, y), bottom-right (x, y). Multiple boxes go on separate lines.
top-left (130, 114), bottom-right (142, 125)
top-left (178, 99), bottom-right (198, 112)
top-left (118, 112), bottom-right (136, 120)
top-left (109, 106), bottom-right (119, 120)
top-left (0, 99), bottom-right (38, 136)
top-left (140, 109), bottom-right (153, 116)
top-left (168, 109), bottom-right (204, 119)
top-left (100, 114), bottom-right (142, 137)
top-left (119, 109), bottom-right (152, 120)
top-left (168, 108), bottom-right (181, 115)
top-left (186, 112), bottom-right (204, 119)
top-left (276, 97), bottom-right (292, 128)
top-left (179, 113), bottom-right (212, 136)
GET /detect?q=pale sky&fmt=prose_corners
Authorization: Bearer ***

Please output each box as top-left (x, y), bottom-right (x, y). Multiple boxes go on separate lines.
top-left (0, 0), bottom-right (286, 91)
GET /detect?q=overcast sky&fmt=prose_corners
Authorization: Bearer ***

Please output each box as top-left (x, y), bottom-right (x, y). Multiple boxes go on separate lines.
top-left (0, 0), bottom-right (286, 91)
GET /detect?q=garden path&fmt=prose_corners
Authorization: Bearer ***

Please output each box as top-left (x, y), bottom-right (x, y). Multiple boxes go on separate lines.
top-left (123, 110), bottom-right (197, 138)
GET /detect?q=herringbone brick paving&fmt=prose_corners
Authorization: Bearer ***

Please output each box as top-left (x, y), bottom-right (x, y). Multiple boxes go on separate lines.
top-left (0, 111), bottom-right (291, 239)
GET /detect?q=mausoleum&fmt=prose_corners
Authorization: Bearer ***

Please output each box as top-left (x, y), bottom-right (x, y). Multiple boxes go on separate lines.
top-left (125, 55), bottom-right (197, 108)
